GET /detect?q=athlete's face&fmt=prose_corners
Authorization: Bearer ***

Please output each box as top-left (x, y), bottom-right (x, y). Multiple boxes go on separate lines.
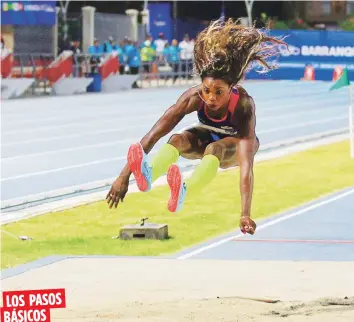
top-left (201, 77), bottom-right (232, 111)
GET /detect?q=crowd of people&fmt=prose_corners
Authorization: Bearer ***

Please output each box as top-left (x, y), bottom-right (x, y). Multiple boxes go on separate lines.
top-left (84, 32), bottom-right (196, 81)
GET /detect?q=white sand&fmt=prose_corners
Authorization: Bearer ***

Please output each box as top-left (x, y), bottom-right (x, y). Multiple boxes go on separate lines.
top-left (2, 258), bottom-right (354, 321)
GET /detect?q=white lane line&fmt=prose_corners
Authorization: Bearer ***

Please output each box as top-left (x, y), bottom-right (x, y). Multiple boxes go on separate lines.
top-left (2, 108), bottom-right (345, 147)
top-left (258, 115), bottom-right (346, 134)
top-left (1, 121), bottom-right (196, 161)
top-left (1, 125), bottom-right (149, 147)
top-left (3, 93), bottom-right (342, 126)
top-left (0, 85), bottom-right (327, 117)
top-left (176, 188), bottom-right (354, 259)
top-left (0, 90), bottom-right (181, 117)
top-left (2, 113), bottom-right (162, 135)
top-left (2, 104), bottom-right (169, 126)
top-left (0, 157), bottom-right (126, 182)
top-left (258, 128), bottom-right (348, 150)
top-left (1, 139), bottom-right (134, 161)
top-left (0, 116), bottom-right (347, 180)
top-left (258, 99), bottom-right (346, 113)
top-left (0, 150), bottom-right (159, 182)
top-left (258, 105), bottom-right (345, 120)
top-left (1, 118), bottom-right (194, 147)
top-left (2, 84), bottom-right (344, 130)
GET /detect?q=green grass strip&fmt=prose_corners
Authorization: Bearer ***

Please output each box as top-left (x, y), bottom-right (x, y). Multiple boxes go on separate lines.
top-left (2, 140), bottom-right (354, 270)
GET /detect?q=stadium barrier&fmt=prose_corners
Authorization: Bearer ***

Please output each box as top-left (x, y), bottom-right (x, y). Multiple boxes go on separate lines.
top-left (1, 50), bottom-right (35, 99)
top-left (48, 51), bottom-right (94, 96)
top-left (99, 51), bottom-right (139, 92)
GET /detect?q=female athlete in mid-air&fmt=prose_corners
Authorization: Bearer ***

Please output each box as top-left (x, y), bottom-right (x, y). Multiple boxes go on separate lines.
top-left (106, 19), bottom-right (286, 235)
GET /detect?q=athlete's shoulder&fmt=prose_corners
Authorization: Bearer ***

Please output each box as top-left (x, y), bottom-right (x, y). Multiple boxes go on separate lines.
top-left (234, 84), bottom-right (251, 99)
top-left (235, 84), bottom-right (255, 111)
top-left (231, 84), bottom-right (255, 126)
top-left (179, 84), bottom-right (202, 100)
top-left (175, 84), bottom-right (202, 113)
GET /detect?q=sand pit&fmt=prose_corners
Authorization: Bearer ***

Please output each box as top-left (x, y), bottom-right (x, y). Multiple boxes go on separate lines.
top-left (2, 257), bottom-right (354, 321)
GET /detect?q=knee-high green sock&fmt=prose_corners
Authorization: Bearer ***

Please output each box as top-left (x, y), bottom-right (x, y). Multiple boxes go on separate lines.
top-left (150, 143), bottom-right (180, 182)
top-left (185, 154), bottom-right (220, 197)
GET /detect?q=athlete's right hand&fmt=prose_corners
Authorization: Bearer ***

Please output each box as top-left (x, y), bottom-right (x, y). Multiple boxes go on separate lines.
top-left (106, 175), bottom-right (129, 208)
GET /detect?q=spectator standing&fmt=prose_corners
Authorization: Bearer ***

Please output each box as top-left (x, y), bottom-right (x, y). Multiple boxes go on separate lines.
top-left (102, 36), bottom-right (125, 74)
top-left (118, 40), bottom-right (127, 74)
top-left (88, 38), bottom-right (102, 56)
top-left (140, 40), bottom-right (156, 77)
top-left (154, 32), bottom-right (168, 60)
top-left (69, 40), bottom-right (81, 54)
top-left (178, 34), bottom-right (194, 79)
top-left (88, 38), bottom-right (102, 73)
top-left (103, 36), bottom-right (119, 53)
top-left (140, 34), bottom-right (156, 51)
top-left (69, 40), bottom-right (81, 76)
top-left (126, 40), bottom-right (141, 88)
top-left (163, 39), bottom-right (181, 83)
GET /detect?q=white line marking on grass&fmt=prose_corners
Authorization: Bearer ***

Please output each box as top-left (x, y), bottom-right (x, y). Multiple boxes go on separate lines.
top-left (176, 188), bottom-right (354, 259)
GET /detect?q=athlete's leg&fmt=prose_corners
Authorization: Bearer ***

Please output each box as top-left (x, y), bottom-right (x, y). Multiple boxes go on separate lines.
top-left (127, 127), bottom-right (211, 192)
top-left (186, 136), bottom-right (259, 191)
top-left (151, 127), bottom-right (213, 180)
top-left (167, 135), bottom-right (259, 212)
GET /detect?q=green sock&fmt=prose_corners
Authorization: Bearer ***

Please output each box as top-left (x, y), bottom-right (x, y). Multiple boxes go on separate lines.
top-left (185, 154), bottom-right (220, 197)
top-left (150, 143), bottom-right (180, 182)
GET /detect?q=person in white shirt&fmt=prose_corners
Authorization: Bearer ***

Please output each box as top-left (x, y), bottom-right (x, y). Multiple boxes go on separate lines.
top-left (178, 34), bottom-right (194, 79)
top-left (154, 32), bottom-right (168, 60)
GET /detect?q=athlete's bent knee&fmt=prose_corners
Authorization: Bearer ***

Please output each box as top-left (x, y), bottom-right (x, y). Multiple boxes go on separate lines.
top-left (168, 133), bottom-right (190, 151)
top-left (204, 142), bottom-right (224, 160)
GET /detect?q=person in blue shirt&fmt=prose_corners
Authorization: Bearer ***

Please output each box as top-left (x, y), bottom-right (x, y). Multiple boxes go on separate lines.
top-left (88, 38), bottom-right (103, 73)
top-left (125, 40), bottom-right (141, 88)
top-left (88, 38), bottom-right (103, 57)
top-left (101, 36), bottom-right (126, 74)
top-left (163, 39), bottom-right (181, 83)
top-left (125, 39), bottom-right (140, 72)
top-left (103, 36), bottom-right (119, 53)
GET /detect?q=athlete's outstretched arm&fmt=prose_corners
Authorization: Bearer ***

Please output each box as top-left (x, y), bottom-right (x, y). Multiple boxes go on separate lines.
top-left (237, 96), bottom-right (258, 234)
top-left (139, 91), bottom-right (197, 154)
top-left (106, 88), bottom-right (199, 208)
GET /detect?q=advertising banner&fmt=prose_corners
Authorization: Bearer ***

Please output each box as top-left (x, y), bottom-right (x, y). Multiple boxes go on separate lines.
top-left (148, 2), bottom-right (172, 42)
top-left (246, 29), bottom-right (354, 81)
top-left (1, 1), bottom-right (56, 26)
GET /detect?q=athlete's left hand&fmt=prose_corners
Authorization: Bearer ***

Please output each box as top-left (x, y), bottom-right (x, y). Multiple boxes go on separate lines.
top-left (239, 216), bottom-right (256, 235)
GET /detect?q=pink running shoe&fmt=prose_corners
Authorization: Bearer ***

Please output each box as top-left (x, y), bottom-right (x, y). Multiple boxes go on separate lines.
top-left (167, 164), bottom-right (187, 212)
top-left (127, 143), bottom-right (152, 192)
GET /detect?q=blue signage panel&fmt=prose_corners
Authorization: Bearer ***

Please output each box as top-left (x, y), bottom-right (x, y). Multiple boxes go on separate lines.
top-left (148, 2), bottom-right (172, 42)
top-left (1, 1), bottom-right (56, 26)
top-left (246, 29), bottom-right (354, 81)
